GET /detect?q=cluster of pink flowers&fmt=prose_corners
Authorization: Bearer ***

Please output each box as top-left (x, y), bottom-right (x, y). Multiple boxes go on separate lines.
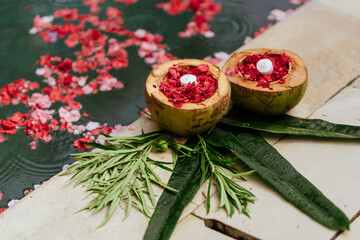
top-left (0, 79), bottom-right (39, 107)
top-left (0, 79), bottom-right (53, 146)
top-left (0, 0), bottom-right (179, 151)
top-left (0, 0), bottom-right (226, 152)
top-left (267, 9), bottom-right (294, 22)
top-left (157, 0), bottom-right (221, 38)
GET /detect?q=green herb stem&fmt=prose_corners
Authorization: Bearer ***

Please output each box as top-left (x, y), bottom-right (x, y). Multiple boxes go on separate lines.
top-left (61, 131), bottom-right (176, 228)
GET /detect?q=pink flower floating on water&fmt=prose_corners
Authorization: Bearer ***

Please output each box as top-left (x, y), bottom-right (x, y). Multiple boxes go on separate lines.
top-left (203, 51), bottom-right (229, 65)
top-left (0, 0), bottom-right (182, 150)
top-left (289, 0), bottom-right (310, 6)
top-left (267, 9), bottom-right (294, 22)
top-left (1, 0), bottom-right (223, 150)
top-left (242, 23), bottom-right (273, 45)
top-left (28, 93), bottom-right (52, 109)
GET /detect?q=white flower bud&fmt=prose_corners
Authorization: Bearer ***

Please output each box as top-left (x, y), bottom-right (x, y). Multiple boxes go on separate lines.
top-left (256, 59), bottom-right (273, 75)
top-left (180, 74), bottom-right (197, 86)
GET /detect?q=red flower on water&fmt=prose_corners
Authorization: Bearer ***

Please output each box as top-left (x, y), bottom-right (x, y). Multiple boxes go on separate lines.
top-left (101, 125), bottom-right (114, 134)
top-left (0, 208), bottom-right (6, 214)
top-left (58, 59), bottom-right (73, 72)
top-left (114, 0), bottom-right (138, 5)
top-left (73, 137), bottom-right (92, 151)
top-left (0, 79), bottom-right (40, 107)
top-left (37, 55), bottom-right (53, 67)
top-left (254, 24), bottom-right (273, 38)
top-left (106, 7), bottom-right (123, 19)
top-left (54, 8), bottom-right (79, 21)
top-left (89, 29), bottom-right (102, 41)
top-left (156, 0), bottom-right (187, 15)
top-left (65, 34), bottom-right (79, 47)
top-left (23, 119), bottom-right (52, 143)
top-left (0, 119), bottom-right (19, 135)
top-left (0, 0), bottom-right (193, 151)
top-left (157, 0), bottom-right (221, 38)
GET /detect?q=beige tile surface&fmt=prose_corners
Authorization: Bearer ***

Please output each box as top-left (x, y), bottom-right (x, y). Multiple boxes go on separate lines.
top-left (337, 214), bottom-right (360, 240)
top-left (318, 0), bottom-right (360, 19)
top-left (0, 173), bottom-right (150, 240)
top-left (310, 77), bottom-right (360, 125)
top-left (193, 175), bottom-right (332, 240)
top-left (171, 214), bottom-right (233, 240)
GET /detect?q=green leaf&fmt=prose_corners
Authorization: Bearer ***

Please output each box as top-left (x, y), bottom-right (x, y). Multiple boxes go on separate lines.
top-left (62, 131), bottom-right (176, 228)
top-left (226, 170), bottom-right (256, 178)
top-left (83, 142), bottom-right (120, 150)
top-left (123, 192), bottom-right (132, 221)
top-left (208, 125), bottom-right (350, 230)
top-left (97, 196), bottom-right (121, 229)
top-left (144, 139), bottom-right (204, 240)
top-left (206, 175), bottom-right (212, 214)
top-left (221, 107), bottom-right (360, 139)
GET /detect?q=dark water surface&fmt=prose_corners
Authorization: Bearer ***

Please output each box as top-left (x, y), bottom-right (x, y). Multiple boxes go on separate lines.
top-left (0, 0), bottom-right (297, 206)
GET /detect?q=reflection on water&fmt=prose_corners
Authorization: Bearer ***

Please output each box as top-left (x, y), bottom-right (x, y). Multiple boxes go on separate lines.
top-left (0, 0), bottom-right (298, 206)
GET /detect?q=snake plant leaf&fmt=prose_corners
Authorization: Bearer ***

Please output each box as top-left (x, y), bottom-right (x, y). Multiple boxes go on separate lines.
top-left (221, 106), bottom-right (360, 139)
top-left (144, 138), bottom-right (203, 240)
top-left (207, 125), bottom-right (350, 230)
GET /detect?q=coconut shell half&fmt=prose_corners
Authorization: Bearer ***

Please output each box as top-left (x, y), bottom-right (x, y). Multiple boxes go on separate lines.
top-left (145, 59), bottom-right (231, 136)
top-left (223, 48), bottom-right (308, 115)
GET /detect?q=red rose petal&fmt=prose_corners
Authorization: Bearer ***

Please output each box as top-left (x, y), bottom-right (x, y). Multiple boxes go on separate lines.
top-left (226, 52), bottom-right (290, 89)
top-left (159, 64), bottom-right (217, 108)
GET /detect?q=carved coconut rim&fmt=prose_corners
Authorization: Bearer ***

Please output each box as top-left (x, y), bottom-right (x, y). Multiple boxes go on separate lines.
top-left (146, 59), bottom-right (230, 110)
top-left (223, 48), bottom-right (307, 93)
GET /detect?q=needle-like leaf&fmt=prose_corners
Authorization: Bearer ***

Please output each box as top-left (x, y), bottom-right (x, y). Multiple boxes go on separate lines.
top-left (62, 131), bottom-right (176, 228)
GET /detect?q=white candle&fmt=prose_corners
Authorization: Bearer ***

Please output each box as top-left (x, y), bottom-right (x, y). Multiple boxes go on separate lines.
top-left (256, 59), bottom-right (273, 75)
top-left (180, 74), bottom-right (197, 86)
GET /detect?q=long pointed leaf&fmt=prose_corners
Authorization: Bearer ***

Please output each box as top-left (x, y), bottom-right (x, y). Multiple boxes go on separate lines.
top-left (221, 107), bottom-right (360, 139)
top-left (207, 125), bottom-right (350, 230)
top-left (144, 139), bottom-right (204, 240)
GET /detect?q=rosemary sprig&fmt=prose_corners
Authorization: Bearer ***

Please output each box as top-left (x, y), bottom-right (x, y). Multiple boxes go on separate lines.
top-left (61, 131), bottom-right (178, 228)
top-left (179, 135), bottom-right (256, 217)
top-left (62, 130), bottom-right (255, 228)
